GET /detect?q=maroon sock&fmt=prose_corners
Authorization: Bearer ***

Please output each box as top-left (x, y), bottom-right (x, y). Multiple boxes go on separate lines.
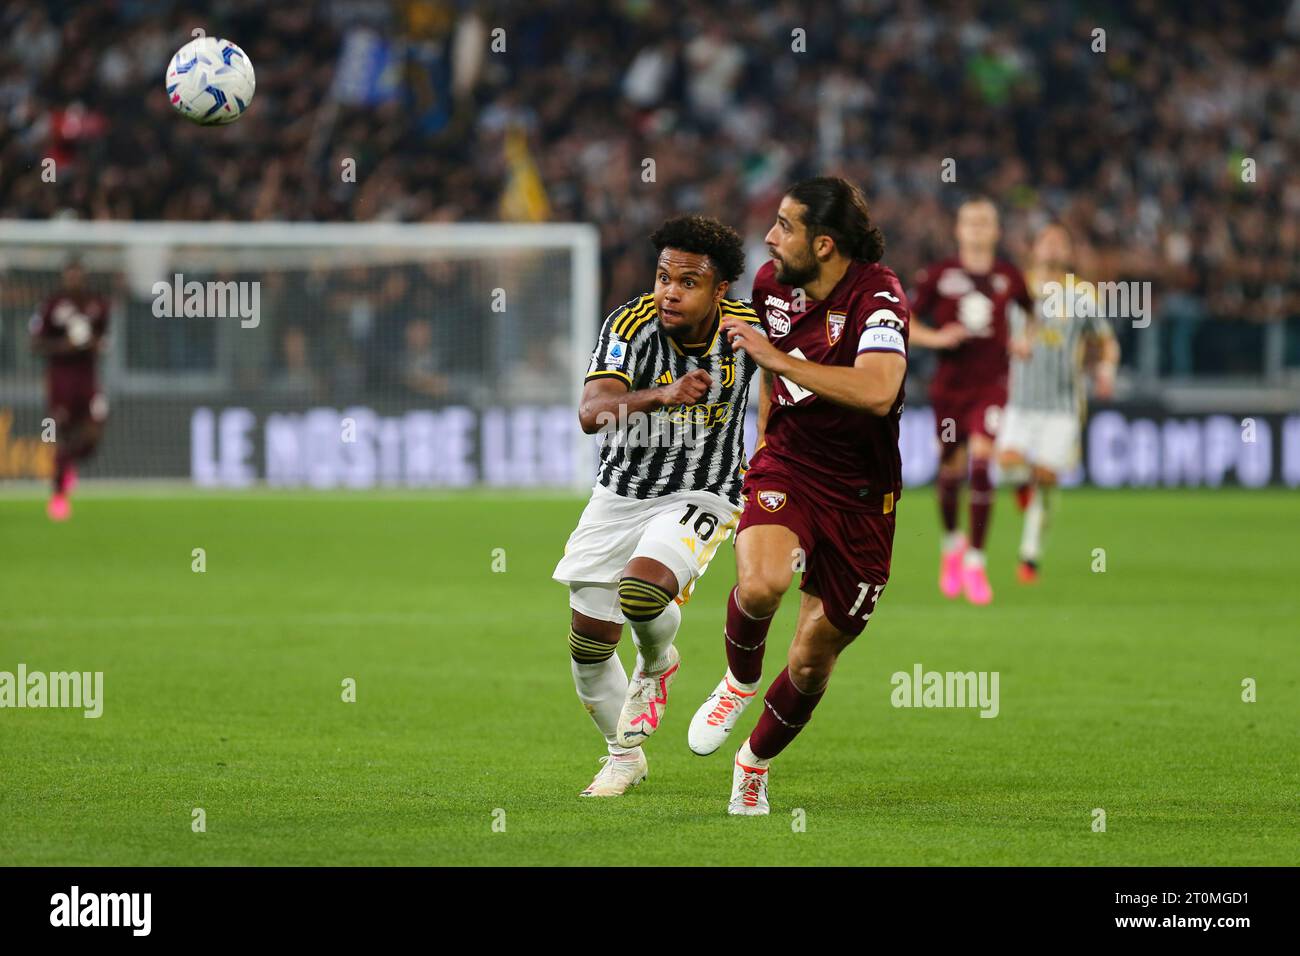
top-left (969, 457), bottom-right (993, 550)
top-left (749, 667), bottom-right (826, 760)
top-left (724, 586), bottom-right (772, 685)
top-left (54, 450), bottom-right (72, 494)
top-left (937, 473), bottom-right (962, 533)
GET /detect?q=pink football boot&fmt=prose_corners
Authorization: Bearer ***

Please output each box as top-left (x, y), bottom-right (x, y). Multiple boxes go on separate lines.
top-left (940, 536), bottom-right (966, 598)
top-left (47, 493), bottom-right (71, 521)
top-left (962, 562), bottom-right (994, 605)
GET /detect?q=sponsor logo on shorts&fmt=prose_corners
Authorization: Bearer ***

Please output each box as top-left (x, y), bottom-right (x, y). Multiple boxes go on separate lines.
top-left (757, 490), bottom-right (787, 512)
top-left (827, 311), bottom-right (846, 345)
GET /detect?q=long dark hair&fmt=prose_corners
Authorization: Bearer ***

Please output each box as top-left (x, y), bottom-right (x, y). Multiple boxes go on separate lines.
top-left (786, 176), bottom-right (885, 263)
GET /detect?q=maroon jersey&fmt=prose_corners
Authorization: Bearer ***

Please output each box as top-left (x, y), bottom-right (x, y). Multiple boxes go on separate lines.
top-left (910, 257), bottom-right (1031, 398)
top-left (752, 258), bottom-right (910, 511)
top-left (31, 291), bottom-right (109, 380)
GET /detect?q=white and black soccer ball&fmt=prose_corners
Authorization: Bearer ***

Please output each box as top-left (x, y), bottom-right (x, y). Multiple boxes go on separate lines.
top-left (165, 37), bottom-right (255, 125)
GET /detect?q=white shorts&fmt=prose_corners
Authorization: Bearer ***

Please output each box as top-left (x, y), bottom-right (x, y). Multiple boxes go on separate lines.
top-left (997, 407), bottom-right (1080, 473)
top-left (553, 484), bottom-right (741, 624)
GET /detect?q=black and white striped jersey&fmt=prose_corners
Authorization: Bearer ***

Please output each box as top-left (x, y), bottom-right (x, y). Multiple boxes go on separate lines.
top-left (1009, 272), bottom-right (1116, 413)
top-left (584, 293), bottom-right (761, 503)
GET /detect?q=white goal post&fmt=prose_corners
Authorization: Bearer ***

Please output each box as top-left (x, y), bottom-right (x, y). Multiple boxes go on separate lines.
top-left (0, 220), bottom-right (601, 490)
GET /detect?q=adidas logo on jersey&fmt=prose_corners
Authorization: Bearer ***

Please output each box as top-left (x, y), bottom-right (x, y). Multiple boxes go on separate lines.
top-left (656, 371), bottom-right (674, 386)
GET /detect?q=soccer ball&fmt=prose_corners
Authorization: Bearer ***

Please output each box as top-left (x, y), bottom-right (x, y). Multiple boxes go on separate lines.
top-left (165, 37), bottom-right (255, 125)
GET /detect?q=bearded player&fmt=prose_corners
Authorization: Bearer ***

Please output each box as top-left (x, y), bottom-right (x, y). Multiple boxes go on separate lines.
top-left (29, 258), bottom-right (110, 521)
top-left (908, 197), bottom-right (1034, 605)
top-left (998, 222), bottom-right (1119, 583)
top-left (553, 215), bottom-right (762, 797)
top-left (685, 177), bottom-right (909, 815)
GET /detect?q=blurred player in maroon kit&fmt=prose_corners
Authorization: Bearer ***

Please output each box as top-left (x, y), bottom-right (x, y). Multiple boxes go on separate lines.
top-left (685, 177), bottom-right (910, 815)
top-left (909, 198), bottom-right (1034, 605)
top-left (29, 259), bottom-right (110, 521)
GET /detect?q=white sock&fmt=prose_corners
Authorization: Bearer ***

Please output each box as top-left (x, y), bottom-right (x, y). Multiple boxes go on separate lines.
top-left (963, 548), bottom-right (986, 569)
top-left (738, 738), bottom-right (770, 769)
top-left (942, 530), bottom-right (965, 553)
top-left (571, 654), bottom-right (632, 754)
top-left (631, 599), bottom-right (681, 676)
top-left (726, 667), bottom-right (761, 695)
top-left (1020, 485), bottom-right (1052, 562)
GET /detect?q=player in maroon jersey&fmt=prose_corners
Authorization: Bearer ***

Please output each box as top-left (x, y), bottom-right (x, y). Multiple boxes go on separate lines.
top-left (29, 259), bottom-right (110, 521)
top-left (684, 177), bottom-right (910, 815)
top-left (909, 197), bottom-right (1034, 605)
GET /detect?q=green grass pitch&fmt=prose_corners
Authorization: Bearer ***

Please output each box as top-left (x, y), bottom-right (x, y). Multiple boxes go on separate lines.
top-left (1, 487), bottom-right (1296, 866)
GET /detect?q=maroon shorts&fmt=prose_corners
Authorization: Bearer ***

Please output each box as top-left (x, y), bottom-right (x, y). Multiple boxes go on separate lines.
top-left (930, 385), bottom-right (1007, 444)
top-left (737, 461), bottom-right (896, 637)
top-left (47, 371), bottom-right (106, 426)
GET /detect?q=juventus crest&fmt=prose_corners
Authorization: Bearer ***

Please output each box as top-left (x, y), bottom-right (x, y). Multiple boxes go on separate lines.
top-left (720, 356), bottom-right (736, 388)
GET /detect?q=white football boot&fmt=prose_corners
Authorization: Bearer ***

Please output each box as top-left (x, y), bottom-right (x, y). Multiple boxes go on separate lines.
top-left (688, 672), bottom-right (759, 756)
top-left (727, 749), bottom-right (770, 816)
top-left (579, 750), bottom-right (648, 797)
top-left (614, 645), bottom-right (680, 749)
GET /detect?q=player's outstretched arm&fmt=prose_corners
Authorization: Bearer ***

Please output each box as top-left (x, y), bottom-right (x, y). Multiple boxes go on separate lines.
top-left (577, 371), bottom-right (712, 434)
top-left (908, 318), bottom-right (967, 350)
top-left (722, 317), bottom-right (904, 416)
top-left (780, 350), bottom-right (907, 416)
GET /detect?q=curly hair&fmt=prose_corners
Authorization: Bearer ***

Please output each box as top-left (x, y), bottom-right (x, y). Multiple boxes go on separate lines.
top-left (649, 215), bottom-right (746, 286)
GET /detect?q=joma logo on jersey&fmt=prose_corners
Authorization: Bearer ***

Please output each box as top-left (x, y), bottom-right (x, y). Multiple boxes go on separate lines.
top-left (827, 311), bottom-right (846, 345)
top-left (664, 402), bottom-right (730, 427)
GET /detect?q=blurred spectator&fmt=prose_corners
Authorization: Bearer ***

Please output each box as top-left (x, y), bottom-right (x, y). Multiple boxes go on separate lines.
top-left (270, 325), bottom-right (320, 399)
top-left (0, 0), bottom-right (1294, 380)
top-left (507, 337), bottom-right (570, 404)
top-left (399, 318), bottom-right (449, 400)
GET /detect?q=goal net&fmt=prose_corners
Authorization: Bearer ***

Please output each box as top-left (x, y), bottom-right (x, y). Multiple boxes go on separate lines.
top-left (0, 221), bottom-right (600, 490)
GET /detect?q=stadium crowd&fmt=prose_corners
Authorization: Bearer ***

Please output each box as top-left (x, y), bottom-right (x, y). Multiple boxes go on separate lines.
top-left (1, 0), bottom-right (1297, 381)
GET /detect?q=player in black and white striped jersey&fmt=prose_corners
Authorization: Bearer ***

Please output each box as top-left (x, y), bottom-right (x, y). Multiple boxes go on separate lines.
top-left (998, 222), bottom-right (1119, 583)
top-left (587, 292), bottom-right (759, 502)
top-left (553, 215), bottom-right (762, 797)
